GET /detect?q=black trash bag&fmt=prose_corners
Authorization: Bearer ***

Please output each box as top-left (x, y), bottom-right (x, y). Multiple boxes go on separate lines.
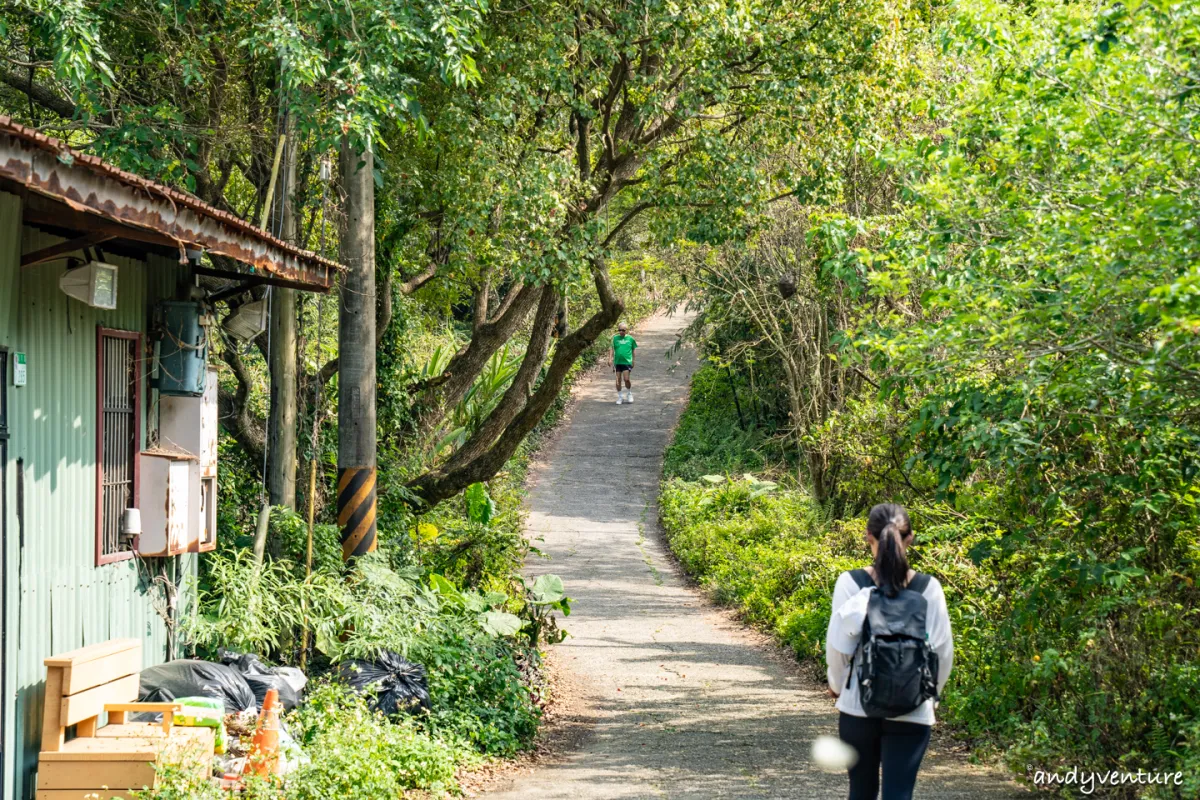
top-left (217, 649), bottom-right (301, 711)
top-left (244, 671), bottom-right (300, 711)
top-left (218, 649), bottom-right (270, 675)
top-left (334, 651), bottom-right (431, 716)
top-left (138, 659), bottom-right (256, 713)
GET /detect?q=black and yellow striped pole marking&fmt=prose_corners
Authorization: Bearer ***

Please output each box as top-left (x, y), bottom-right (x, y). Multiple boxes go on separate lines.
top-left (337, 466), bottom-right (377, 561)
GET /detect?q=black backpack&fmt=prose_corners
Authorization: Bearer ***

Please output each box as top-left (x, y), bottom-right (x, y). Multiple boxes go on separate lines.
top-left (846, 569), bottom-right (940, 718)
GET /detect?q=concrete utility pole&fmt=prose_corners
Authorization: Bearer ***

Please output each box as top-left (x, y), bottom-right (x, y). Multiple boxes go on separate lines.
top-left (268, 123), bottom-right (299, 509)
top-left (336, 137), bottom-right (378, 561)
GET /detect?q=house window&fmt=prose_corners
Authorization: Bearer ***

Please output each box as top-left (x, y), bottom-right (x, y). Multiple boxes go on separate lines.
top-left (96, 328), bottom-right (141, 565)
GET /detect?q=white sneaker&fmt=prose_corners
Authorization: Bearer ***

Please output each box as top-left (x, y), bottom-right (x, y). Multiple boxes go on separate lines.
top-left (615, 394), bottom-right (623, 405)
top-left (625, 391), bottom-right (633, 403)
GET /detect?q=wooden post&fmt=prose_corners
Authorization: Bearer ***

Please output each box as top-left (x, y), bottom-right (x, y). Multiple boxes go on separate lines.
top-left (336, 138), bottom-right (377, 561)
top-left (252, 502), bottom-right (271, 565)
top-left (41, 666), bottom-right (65, 752)
top-left (258, 135), bottom-right (287, 230)
top-left (268, 123), bottom-right (299, 509)
top-left (300, 457), bottom-right (317, 670)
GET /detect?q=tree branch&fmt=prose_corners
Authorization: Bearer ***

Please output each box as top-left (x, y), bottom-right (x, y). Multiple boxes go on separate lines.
top-left (407, 263), bottom-right (624, 506)
top-left (406, 282), bottom-right (543, 441)
top-left (217, 343), bottom-right (265, 468)
top-left (398, 262), bottom-right (439, 295)
top-left (473, 278), bottom-right (491, 333)
top-left (0, 67), bottom-right (88, 121)
top-left (603, 201), bottom-right (654, 247)
top-left (440, 286), bottom-right (556, 473)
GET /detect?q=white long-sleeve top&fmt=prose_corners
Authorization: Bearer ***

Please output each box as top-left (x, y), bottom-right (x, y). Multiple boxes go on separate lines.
top-left (825, 570), bottom-right (954, 726)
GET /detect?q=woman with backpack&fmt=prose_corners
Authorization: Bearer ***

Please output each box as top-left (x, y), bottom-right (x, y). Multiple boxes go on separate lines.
top-left (825, 504), bottom-right (954, 800)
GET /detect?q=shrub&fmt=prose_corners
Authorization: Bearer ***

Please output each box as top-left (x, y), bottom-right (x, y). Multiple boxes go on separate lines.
top-left (186, 548), bottom-right (541, 757)
top-left (662, 365), bottom-right (784, 482)
top-left (287, 684), bottom-right (470, 797)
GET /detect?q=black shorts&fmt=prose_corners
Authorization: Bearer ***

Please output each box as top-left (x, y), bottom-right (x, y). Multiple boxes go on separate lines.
top-left (615, 364), bottom-right (632, 373)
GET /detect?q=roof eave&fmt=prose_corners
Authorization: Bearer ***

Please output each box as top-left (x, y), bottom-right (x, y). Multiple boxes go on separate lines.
top-left (0, 117), bottom-right (343, 292)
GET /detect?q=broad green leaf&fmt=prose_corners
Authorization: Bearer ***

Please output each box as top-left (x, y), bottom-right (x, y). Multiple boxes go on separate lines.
top-left (531, 574), bottom-right (566, 604)
top-left (478, 611), bottom-right (524, 637)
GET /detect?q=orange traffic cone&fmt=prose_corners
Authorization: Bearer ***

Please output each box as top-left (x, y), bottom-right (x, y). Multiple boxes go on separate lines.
top-left (243, 688), bottom-right (281, 777)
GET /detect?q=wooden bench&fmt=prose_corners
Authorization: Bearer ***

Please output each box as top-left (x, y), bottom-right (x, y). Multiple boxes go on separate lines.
top-left (37, 639), bottom-right (215, 800)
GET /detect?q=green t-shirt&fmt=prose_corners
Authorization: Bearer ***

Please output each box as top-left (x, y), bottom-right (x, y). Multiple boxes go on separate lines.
top-left (613, 334), bottom-right (637, 366)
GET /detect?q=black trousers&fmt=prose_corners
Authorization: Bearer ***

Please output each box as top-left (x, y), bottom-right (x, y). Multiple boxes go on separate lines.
top-left (838, 712), bottom-right (932, 800)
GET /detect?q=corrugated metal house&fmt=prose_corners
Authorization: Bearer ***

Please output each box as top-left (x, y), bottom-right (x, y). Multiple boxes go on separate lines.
top-left (0, 117), bottom-right (340, 798)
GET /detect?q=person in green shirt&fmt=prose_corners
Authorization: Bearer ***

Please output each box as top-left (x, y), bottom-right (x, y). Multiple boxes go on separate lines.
top-left (612, 323), bottom-right (637, 404)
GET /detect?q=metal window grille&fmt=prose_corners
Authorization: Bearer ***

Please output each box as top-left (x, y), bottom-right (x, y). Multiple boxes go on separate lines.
top-left (97, 330), bottom-right (140, 563)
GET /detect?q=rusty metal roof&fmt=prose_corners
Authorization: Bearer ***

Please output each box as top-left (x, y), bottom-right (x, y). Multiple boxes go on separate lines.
top-left (0, 115), bottom-right (343, 289)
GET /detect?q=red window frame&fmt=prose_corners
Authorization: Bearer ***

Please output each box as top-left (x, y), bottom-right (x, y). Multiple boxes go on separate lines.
top-left (95, 327), bottom-right (142, 566)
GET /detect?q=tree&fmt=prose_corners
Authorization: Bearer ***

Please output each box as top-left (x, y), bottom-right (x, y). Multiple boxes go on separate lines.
top-left (0, 0), bottom-right (487, 510)
top-left (385, 0), bottom-right (895, 506)
top-left (1, 0), bottom-right (898, 513)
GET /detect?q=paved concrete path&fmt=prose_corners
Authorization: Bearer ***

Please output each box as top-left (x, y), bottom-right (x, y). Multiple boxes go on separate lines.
top-left (488, 311), bottom-right (1025, 799)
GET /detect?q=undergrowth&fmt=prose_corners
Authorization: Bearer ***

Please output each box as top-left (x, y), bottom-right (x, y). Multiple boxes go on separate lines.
top-left (661, 365), bottom-right (1200, 798)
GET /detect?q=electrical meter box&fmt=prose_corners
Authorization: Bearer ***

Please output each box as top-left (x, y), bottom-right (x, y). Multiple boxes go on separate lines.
top-left (159, 368), bottom-right (218, 552)
top-left (137, 450), bottom-right (195, 556)
top-left (155, 301), bottom-right (208, 396)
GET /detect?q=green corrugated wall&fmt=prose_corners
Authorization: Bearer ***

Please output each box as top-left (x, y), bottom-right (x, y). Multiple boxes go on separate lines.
top-left (0, 190), bottom-right (200, 799)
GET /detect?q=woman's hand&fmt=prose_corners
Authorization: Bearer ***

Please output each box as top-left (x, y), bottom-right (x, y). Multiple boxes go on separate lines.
top-left (826, 688), bottom-right (839, 700)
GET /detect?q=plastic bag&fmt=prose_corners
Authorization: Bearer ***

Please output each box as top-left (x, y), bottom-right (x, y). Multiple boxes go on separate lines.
top-left (273, 666), bottom-right (307, 695)
top-left (218, 649), bottom-right (271, 675)
top-left (218, 650), bottom-right (301, 711)
top-left (243, 672), bottom-right (300, 712)
top-left (278, 724), bottom-right (310, 775)
top-left (173, 696), bottom-right (228, 755)
top-left (139, 660), bottom-right (256, 713)
top-left (334, 651), bottom-right (431, 716)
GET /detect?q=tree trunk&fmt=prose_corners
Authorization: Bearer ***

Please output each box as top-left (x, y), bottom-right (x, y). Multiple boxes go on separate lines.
top-left (217, 344), bottom-right (265, 467)
top-left (407, 265), bottom-right (623, 506)
top-left (336, 139), bottom-right (378, 561)
top-left (267, 126), bottom-right (299, 509)
top-left (408, 282), bottom-right (542, 441)
top-left (440, 287), bottom-right (556, 474)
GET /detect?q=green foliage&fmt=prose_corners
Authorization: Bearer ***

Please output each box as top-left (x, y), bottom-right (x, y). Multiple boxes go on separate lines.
top-left (187, 548), bottom-right (542, 756)
top-left (464, 482), bottom-right (497, 526)
top-left (2, 0), bottom-right (487, 157)
top-left (609, 255), bottom-right (690, 323)
top-left (660, 478), bottom-right (851, 667)
top-left (522, 573), bottom-right (573, 648)
top-left (439, 345), bottom-right (524, 454)
top-left (662, 365), bottom-right (785, 482)
top-left (269, 506), bottom-right (342, 575)
top-left (854, 0), bottom-right (1200, 782)
top-left (668, 0), bottom-right (1200, 787)
top-left (286, 684), bottom-right (471, 796)
top-left (414, 475), bottom-right (527, 591)
top-left (140, 686), bottom-right (473, 798)
top-left (132, 764), bottom-right (225, 800)
top-left (409, 616), bottom-right (540, 756)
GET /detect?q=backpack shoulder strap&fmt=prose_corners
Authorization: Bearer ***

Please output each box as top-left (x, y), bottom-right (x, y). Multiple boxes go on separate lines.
top-left (849, 569), bottom-right (875, 590)
top-left (907, 572), bottom-right (932, 594)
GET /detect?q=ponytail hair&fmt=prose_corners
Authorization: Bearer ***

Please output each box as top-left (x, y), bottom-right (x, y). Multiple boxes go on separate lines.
top-left (867, 504), bottom-right (912, 597)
